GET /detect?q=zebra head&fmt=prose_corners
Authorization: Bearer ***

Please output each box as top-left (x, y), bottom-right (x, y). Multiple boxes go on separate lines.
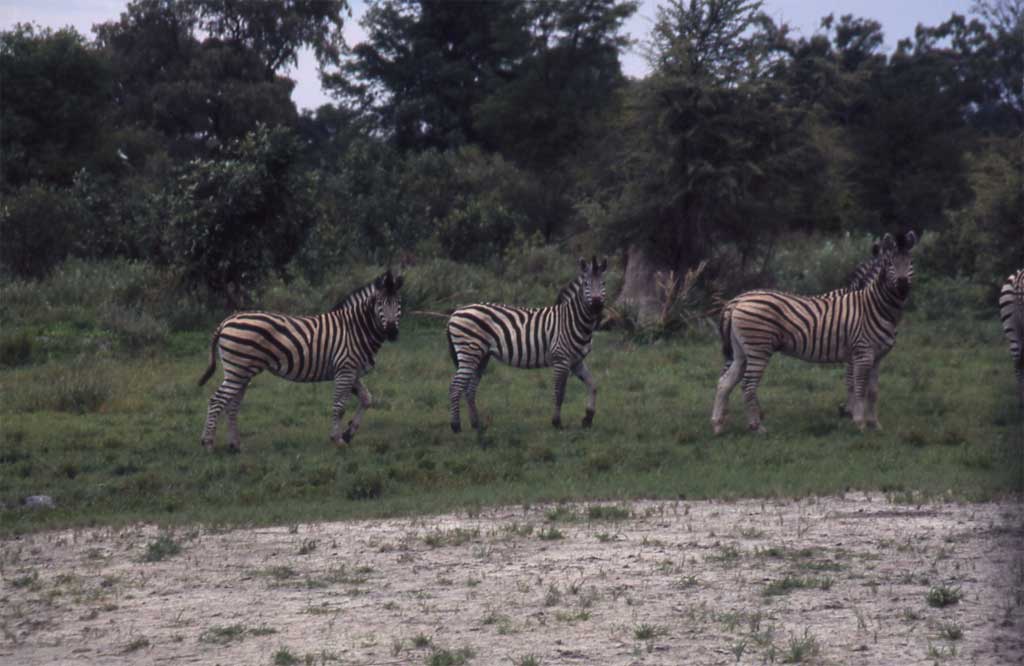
top-left (578, 256), bottom-right (609, 312)
top-left (879, 231), bottom-right (917, 299)
top-left (374, 270), bottom-right (404, 341)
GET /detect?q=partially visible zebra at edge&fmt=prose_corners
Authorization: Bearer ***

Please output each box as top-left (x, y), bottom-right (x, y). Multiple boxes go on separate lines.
top-left (999, 268), bottom-right (1024, 405)
top-left (712, 231), bottom-right (916, 434)
top-left (447, 256), bottom-right (608, 432)
top-left (198, 270), bottom-right (404, 451)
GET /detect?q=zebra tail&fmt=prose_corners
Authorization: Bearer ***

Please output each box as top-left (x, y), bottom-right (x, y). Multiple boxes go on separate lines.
top-left (446, 328), bottom-right (458, 369)
top-left (197, 330), bottom-right (221, 386)
top-left (719, 307), bottom-right (733, 364)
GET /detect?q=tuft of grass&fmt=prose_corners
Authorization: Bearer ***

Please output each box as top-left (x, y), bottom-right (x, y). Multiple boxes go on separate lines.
top-left (926, 585), bottom-right (962, 608)
top-left (781, 630), bottom-right (820, 663)
top-left (425, 646), bottom-right (475, 666)
top-left (763, 575), bottom-right (833, 597)
top-left (938, 622), bottom-right (963, 641)
top-left (538, 526), bottom-right (564, 541)
top-left (199, 624), bottom-right (247, 645)
top-left (273, 647), bottom-right (300, 665)
top-left (633, 623), bottom-right (667, 640)
top-left (142, 533), bottom-right (182, 562)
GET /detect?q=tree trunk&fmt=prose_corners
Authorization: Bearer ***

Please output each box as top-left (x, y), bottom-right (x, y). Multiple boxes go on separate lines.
top-left (615, 244), bottom-right (672, 325)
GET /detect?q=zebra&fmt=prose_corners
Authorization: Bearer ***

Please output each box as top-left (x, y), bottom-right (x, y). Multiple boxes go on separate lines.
top-left (198, 270), bottom-right (404, 451)
top-left (711, 231), bottom-right (917, 434)
top-left (999, 268), bottom-right (1024, 405)
top-left (717, 240), bottom-right (884, 419)
top-left (446, 256), bottom-right (608, 432)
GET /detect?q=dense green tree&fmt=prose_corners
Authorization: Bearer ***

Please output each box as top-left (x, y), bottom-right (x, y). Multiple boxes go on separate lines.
top-left (164, 125), bottom-right (321, 305)
top-left (589, 0), bottom-right (823, 287)
top-left (0, 24), bottom-right (113, 188)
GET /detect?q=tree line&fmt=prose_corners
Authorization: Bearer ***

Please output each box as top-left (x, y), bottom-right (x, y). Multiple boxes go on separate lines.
top-left (1, 0), bottom-right (1021, 308)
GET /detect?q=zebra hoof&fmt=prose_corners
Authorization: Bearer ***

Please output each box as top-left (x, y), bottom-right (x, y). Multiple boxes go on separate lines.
top-left (551, 417), bottom-right (563, 429)
top-left (711, 421), bottom-right (724, 436)
top-left (341, 430), bottom-right (354, 444)
top-left (581, 412), bottom-right (594, 428)
top-left (749, 423), bottom-right (767, 435)
top-left (201, 439), bottom-right (213, 451)
top-left (227, 442), bottom-right (241, 454)
top-left (451, 422), bottom-right (462, 434)
top-left (837, 404), bottom-right (852, 419)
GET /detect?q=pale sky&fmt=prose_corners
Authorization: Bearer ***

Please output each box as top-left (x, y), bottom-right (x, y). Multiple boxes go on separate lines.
top-left (2, 0), bottom-right (973, 112)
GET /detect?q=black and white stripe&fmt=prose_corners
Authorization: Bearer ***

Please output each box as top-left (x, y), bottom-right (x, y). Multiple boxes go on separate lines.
top-left (198, 271), bottom-right (404, 450)
top-left (999, 268), bottom-right (1024, 405)
top-left (718, 240), bottom-right (884, 418)
top-left (446, 257), bottom-right (608, 431)
top-left (712, 232), bottom-right (916, 433)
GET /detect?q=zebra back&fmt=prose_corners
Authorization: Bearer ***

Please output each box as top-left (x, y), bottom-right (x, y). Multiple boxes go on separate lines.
top-left (202, 271), bottom-right (404, 384)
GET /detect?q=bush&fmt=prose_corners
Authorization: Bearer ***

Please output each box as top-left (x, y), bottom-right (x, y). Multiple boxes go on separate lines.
top-left (0, 184), bottom-right (83, 278)
top-left (771, 233), bottom-right (878, 294)
top-left (910, 275), bottom-right (991, 321)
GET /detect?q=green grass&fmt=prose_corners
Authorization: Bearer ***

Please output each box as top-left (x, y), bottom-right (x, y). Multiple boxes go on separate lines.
top-left (1, 313), bottom-right (1021, 534)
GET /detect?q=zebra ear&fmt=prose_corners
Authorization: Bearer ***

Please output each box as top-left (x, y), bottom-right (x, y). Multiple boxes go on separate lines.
top-left (578, 257), bottom-right (588, 273)
top-left (903, 231), bottom-right (917, 250)
top-left (599, 257), bottom-right (609, 273)
top-left (880, 233), bottom-right (896, 254)
top-left (393, 275), bottom-right (404, 291)
top-left (871, 241), bottom-right (880, 257)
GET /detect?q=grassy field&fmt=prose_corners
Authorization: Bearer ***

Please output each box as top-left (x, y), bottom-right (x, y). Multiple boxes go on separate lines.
top-left (1, 307), bottom-right (1021, 535)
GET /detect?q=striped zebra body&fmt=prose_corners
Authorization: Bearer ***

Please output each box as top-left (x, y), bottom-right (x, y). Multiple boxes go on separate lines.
top-left (712, 232), bottom-right (916, 434)
top-left (718, 240), bottom-right (883, 418)
top-left (447, 257), bottom-right (608, 431)
top-left (999, 268), bottom-right (1024, 404)
top-left (198, 271), bottom-right (404, 450)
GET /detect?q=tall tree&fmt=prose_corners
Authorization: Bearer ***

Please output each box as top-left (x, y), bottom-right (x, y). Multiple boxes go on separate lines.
top-left (590, 0), bottom-right (823, 316)
top-left (0, 24), bottom-right (113, 188)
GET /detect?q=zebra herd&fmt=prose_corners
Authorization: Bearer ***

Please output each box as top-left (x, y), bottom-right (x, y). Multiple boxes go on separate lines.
top-left (197, 241), bottom-right (1024, 451)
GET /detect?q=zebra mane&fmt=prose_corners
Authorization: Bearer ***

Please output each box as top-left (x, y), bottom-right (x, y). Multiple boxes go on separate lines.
top-left (555, 276), bottom-right (583, 305)
top-left (331, 279), bottom-right (378, 312)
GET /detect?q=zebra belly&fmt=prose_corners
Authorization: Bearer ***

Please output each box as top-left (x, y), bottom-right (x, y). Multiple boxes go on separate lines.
top-left (490, 345), bottom-right (550, 369)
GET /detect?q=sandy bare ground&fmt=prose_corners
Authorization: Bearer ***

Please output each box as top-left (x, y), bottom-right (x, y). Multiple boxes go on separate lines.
top-left (1, 493), bottom-right (1022, 666)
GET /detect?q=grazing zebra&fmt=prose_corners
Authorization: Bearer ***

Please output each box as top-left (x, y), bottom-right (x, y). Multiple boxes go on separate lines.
top-left (999, 268), bottom-right (1024, 404)
top-left (711, 231), bottom-right (917, 434)
top-left (447, 257), bottom-right (608, 432)
top-left (198, 270), bottom-right (404, 451)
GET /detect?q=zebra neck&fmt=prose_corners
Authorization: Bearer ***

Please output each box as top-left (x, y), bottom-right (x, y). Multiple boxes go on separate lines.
top-left (869, 279), bottom-right (908, 324)
top-left (565, 296), bottom-right (599, 331)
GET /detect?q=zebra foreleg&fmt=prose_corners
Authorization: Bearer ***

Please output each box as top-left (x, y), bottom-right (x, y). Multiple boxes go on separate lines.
top-left (341, 378), bottom-right (372, 444)
top-left (849, 356), bottom-right (873, 431)
top-left (865, 360), bottom-right (883, 430)
top-left (550, 361), bottom-right (571, 429)
top-left (330, 371), bottom-right (357, 446)
top-left (838, 362), bottom-right (855, 419)
top-left (571, 361), bottom-right (597, 428)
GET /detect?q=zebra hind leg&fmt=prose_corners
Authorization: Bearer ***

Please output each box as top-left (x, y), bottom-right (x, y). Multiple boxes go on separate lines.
top-left (739, 351), bottom-right (769, 434)
top-left (200, 380), bottom-right (241, 451)
top-left (449, 348), bottom-right (484, 433)
top-left (838, 361), bottom-right (855, 419)
top-left (464, 355), bottom-right (490, 430)
top-left (225, 383), bottom-right (250, 452)
top-left (711, 334), bottom-right (746, 435)
top-left (330, 371), bottom-right (356, 446)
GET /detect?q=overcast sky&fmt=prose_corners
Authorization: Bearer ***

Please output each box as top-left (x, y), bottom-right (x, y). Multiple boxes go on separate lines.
top-left (2, 0), bottom-right (973, 112)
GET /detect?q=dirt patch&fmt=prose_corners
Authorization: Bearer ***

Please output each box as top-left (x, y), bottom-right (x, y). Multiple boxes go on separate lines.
top-left (2, 493), bottom-right (1022, 665)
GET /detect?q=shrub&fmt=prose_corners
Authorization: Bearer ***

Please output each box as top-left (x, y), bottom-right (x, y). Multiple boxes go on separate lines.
top-left (0, 184), bottom-right (82, 278)
top-left (771, 233), bottom-right (878, 294)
